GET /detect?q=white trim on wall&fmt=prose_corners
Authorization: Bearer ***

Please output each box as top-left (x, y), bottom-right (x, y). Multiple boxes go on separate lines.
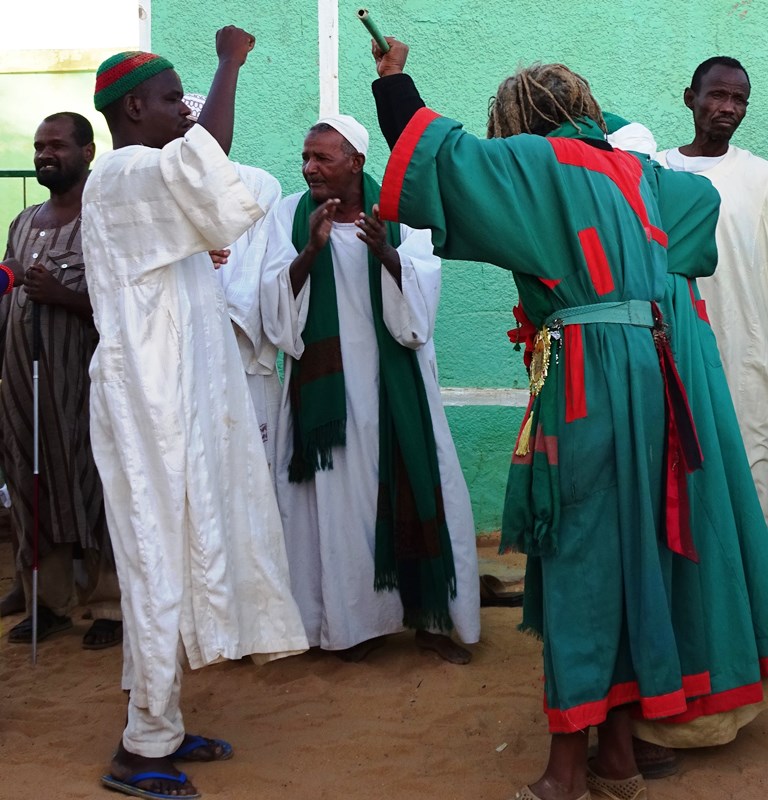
top-left (318, 0), bottom-right (339, 116)
top-left (440, 388), bottom-right (528, 407)
top-left (317, 4), bottom-right (519, 410)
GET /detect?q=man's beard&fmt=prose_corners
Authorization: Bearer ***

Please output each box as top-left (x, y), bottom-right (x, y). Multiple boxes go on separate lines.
top-left (36, 167), bottom-right (81, 193)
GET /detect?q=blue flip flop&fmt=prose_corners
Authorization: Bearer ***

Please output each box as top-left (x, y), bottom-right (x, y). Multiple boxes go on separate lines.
top-left (101, 770), bottom-right (201, 799)
top-left (170, 734), bottom-right (233, 762)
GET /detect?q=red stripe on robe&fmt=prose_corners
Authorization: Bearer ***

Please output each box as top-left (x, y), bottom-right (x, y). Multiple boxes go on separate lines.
top-left (544, 671), bottom-right (711, 733)
top-left (687, 279), bottom-right (710, 323)
top-left (380, 108), bottom-right (441, 221)
top-left (657, 681), bottom-right (765, 724)
top-left (547, 138), bottom-right (667, 248)
top-left (696, 299), bottom-right (710, 323)
top-left (565, 324), bottom-right (587, 422)
top-left (534, 428), bottom-right (558, 465)
top-left (640, 658), bottom-right (768, 725)
top-left (578, 227), bottom-right (615, 295)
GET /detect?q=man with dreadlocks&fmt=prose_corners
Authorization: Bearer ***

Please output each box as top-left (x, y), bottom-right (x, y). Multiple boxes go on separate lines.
top-left (367, 38), bottom-right (710, 800)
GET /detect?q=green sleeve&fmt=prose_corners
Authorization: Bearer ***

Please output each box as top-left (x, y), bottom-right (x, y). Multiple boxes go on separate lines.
top-left (382, 113), bottom-right (585, 281)
top-left (653, 166), bottom-right (719, 279)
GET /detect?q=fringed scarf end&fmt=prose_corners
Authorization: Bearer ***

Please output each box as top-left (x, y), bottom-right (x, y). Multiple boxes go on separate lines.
top-left (288, 419), bottom-right (346, 483)
top-left (517, 620), bottom-right (543, 641)
top-left (402, 608), bottom-right (454, 633)
top-left (373, 571), bottom-right (399, 592)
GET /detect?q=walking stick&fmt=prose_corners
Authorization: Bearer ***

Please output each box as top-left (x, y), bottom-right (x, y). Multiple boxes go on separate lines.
top-left (31, 300), bottom-right (40, 665)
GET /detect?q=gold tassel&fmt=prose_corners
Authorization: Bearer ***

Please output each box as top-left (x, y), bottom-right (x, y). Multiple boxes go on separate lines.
top-left (515, 411), bottom-right (533, 457)
top-left (514, 324), bottom-right (552, 458)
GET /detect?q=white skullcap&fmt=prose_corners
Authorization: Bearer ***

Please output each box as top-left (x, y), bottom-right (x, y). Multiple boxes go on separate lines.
top-left (315, 114), bottom-right (369, 156)
top-left (606, 122), bottom-right (658, 160)
top-left (182, 92), bottom-right (207, 121)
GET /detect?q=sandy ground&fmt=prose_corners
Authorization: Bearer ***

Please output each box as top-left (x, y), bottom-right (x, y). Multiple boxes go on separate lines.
top-left (2, 531), bottom-right (768, 800)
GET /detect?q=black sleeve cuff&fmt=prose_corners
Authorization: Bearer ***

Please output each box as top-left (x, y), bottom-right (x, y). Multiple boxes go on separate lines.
top-left (371, 73), bottom-right (426, 151)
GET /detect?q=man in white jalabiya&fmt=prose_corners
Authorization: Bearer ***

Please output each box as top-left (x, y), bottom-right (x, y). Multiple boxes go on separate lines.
top-left (261, 114), bottom-right (480, 665)
top-left (82, 28), bottom-right (307, 800)
top-left (184, 92), bottom-right (282, 472)
top-left (656, 56), bottom-right (768, 517)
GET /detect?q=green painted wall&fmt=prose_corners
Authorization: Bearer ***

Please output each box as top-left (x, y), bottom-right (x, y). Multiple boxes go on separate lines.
top-left (153, 6), bottom-right (321, 196)
top-left (446, 405), bottom-right (525, 531)
top-left (157, 0), bottom-right (768, 532)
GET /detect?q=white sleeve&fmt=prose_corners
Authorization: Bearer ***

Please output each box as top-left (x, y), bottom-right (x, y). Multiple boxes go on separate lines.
top-left (87, 125), bottom-right (263, 278)
top-left (223, 168), bottom-right (282, 375)
top-left (259, 194), bottom-right (310, 358)
top-left (381, 225), bottom-right (441, 349)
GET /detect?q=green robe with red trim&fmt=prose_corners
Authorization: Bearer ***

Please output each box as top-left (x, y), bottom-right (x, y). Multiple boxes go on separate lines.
top-left (639, 157), bottom-right (768, 726)
top-left (380, 108), bottom-right (709, 732)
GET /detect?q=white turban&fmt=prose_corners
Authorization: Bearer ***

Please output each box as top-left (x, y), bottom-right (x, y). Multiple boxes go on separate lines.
top-left (315, 114), bottom-right (369, 156)
top-left (182, 92), bottom-right (207, 120)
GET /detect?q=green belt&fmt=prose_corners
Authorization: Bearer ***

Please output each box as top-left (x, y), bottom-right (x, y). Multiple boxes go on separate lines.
top-left (544, 300), bottom-right (654, 329)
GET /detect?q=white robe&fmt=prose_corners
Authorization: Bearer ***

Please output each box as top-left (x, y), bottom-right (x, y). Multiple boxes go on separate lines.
top-left (216, 164), bottom-right (283, 473)
top-left (82, 125), bottom-right (307, 717)
top-left (261, 192), bottom-right (481, 651)
top-left (658, 146), bottom-right (768, 517)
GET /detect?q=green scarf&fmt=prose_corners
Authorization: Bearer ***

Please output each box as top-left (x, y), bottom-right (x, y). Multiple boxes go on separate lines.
top-left (290, 172), bottom-right (457, 631)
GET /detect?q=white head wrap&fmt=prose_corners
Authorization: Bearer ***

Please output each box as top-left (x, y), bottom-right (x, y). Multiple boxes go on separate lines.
top-left (314, 114), bottom-right (369, 156)
top-left (182, 92), bottom-right (207, 121)
top-left (606, 122), bottom-right (658, 160)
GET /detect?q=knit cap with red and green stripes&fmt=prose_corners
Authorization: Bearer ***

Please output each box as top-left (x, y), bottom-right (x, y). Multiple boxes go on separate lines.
top-left (94, 51), bottom-right (174, 111)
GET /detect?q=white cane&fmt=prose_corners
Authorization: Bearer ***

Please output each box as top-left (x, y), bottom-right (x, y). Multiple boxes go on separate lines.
top-left (31, 300), bottom-right (40, 665)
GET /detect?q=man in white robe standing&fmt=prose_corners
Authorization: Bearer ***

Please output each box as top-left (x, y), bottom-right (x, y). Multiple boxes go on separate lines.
top-left (656, 56), bottom-right (768, 518)
top-left (82, 28), bottom-right (307, 800)
top-left (261, 115), bottom-right (480, 665)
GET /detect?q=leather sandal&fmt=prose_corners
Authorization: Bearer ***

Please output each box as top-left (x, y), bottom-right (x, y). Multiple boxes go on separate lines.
top-left (586, 765), bottom-right (647, 800)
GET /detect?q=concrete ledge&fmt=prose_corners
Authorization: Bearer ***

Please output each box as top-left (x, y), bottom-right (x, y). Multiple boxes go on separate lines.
top-left (440, 387), bottom-right (529, 407)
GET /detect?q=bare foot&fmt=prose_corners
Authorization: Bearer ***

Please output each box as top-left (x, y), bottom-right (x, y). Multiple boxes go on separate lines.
top-left (415, 630), bottom-right (472, 664)
top-left (527, 775), bottom-right (588, 799)
top-left (105, 740), bottom-right (199, 797)
top-left (334, 636), bottom-right (388, 662)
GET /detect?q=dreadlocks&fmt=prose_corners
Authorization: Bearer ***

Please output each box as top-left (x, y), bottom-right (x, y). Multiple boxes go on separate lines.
top-left (487, 63), bottom-right (606, 139)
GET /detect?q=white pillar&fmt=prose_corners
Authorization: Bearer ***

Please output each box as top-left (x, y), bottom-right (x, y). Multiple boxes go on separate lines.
top-left (138, 1), bottom-right (152, 51)
top-left (317, 0), bottom-right (339, 116)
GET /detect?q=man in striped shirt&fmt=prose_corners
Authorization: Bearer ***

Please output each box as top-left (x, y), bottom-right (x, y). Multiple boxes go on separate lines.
top-left (0, 112), bottom-right (122, 649)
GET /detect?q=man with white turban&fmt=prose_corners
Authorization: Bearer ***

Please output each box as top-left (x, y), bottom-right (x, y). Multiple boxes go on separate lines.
top-left (261, 115), bottom-right (481, 663)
